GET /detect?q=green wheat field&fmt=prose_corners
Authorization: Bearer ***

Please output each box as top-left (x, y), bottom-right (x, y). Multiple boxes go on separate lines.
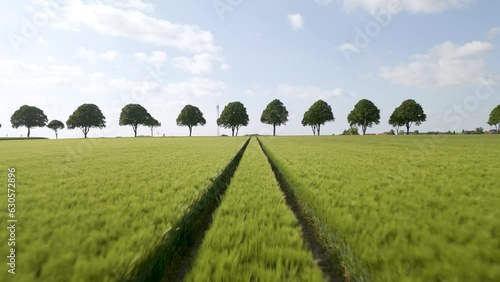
top-left (1, 135), bottom-right (499, 282)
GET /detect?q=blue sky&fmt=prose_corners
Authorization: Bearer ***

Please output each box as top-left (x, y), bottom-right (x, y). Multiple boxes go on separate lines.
top-left (0, 0), bottom-right (499, 138)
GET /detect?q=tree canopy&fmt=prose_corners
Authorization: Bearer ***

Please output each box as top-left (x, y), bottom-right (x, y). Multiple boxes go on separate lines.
top-left (176, 105), bottom-right (206, 137)
top-left (301, 100), bottom-right (334, 136)
top-left (389, 110), bottom-right (404, 135)
top-left (217, 101), bottom-right (249, 136)
top-left (10, 105), bottom-right (48, 138)
top-left (488, 105), bottom-right (500, 133)
top-left (47, 120), bottom-right (65, 139)
top-left (66, 104), bottom-right (106, 138)
top-left (389, 99), bottom-right (426, 135)
top-left (260, 99), bottom-right (289, 136)
top-left (347, 99), bottom-right (380, 135)
top-left (119, 104), bottom-right (151, 137)
top-left (144, 116), bottom-right (161, 137)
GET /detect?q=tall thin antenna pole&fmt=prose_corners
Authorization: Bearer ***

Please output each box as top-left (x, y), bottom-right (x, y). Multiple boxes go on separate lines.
top-left (216, 104), bottom-right (220, 136)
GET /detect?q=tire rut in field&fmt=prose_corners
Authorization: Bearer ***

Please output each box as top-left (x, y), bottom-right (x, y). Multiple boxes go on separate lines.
top-left (256, 137), bottom-right (344, 282)
top-left (125, 138), bottom-right (250, 282)
top-left (164, 137), bottom-right (251, 282)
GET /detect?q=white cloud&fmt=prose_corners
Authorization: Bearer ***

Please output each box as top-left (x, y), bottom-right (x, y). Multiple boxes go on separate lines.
top-left (0, 59), bottom-right (160, 95)
top-left (38, 37), bottom-right (48, 45)
top-left (427, 41), bottom-right (494, 59)
top-left (220, 64), bottom-right (232, 71)
top-left (106, 0), bottom-right (154, 13)
top-left (162, 77), bottom-right (227, 98)
top-left (315, 0), bottom-right (334, 4)
top-left (337, 43), bottom-right (360, 53)
top-left (244, 86), bottom-right (273, 97)
top-left (45, 0), bottom-right (218, 53)
top-left (487, 26), bottom-right (500, 39)
top-left (171, 53), bottom-right (223, 75)
top-left (0, 59), bottom-right (80, 89)
top-left (278, 84), bottom-right (354, 99)
top-left (287, 14), bottom-right (304, 31)
top-left (77, 47), bottom-right (120, 63)
top-left (343, 0), bottom-right (474, 14)
top-left (245, 84), bottom-right (355, 99)
top-left (133, 51), bottom-right (167, 65)
top-left (380, 41), bottom-right (495, 88)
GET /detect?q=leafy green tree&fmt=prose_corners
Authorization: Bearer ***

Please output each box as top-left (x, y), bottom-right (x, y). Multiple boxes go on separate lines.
top-left (260, 99), bottom-right (289, 136)
top-left (301, 100), bottom-right (334, 136)
top-left (217, 101), bottom-right (249, 136)
top-left (66, 104), bottom-right (106, 138)
top-left (390, 99), bottom-right (426, 135)
top-left (301, 110), bottom-right (317, 135)
top-left (10, 105), bottom-right (48, 138)
top-left (389, 110), bottom-right (404, 135)
top-left (176, 105), bottom-right (206, 137)
top-left (47, 120), bottom-right (65, 139)
top-left (488, 105), bottom-right (500, 133)
top-left (144, 116), bottom-right (161, 137)
top-left (119, 104), bottom-right (151, 137)
top-left (347, 99), bottom-right (380, 135)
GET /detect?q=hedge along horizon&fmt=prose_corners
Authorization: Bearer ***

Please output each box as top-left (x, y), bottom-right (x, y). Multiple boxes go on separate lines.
top-left (66, 103), bottom-right (106, 138)
top-left (260, 99), bottom-right (289, 136)
top-left (347, 99), bottom-right (380, 135)
top-left (10, 105), bottom-right (48, 138)
top-left (176, 104), bottom-right (207, 137)
top-left (217, 101), bottom-right (249, 136)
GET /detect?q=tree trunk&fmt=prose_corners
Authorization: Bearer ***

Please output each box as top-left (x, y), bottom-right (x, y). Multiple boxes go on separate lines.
top-left (273, 124), bottom-right (276, 136)
top-left (82, 127), bottom-right (89, 138)
top-left (27, 127), bottom-right (31, 138)
top-left (231, 127), bottom-right (235, 137)
top-left (317, 124), bottom-right (321, 136)
top-left (236, 127), bottom-right (239, 137)
top-left (134, 128), bottom-right (137, 137)
top-left (406, 124), bottom-right (410, 135)
top-left (362, 126), bottom-right (367, 135)
top-left (189, 126), bottom-right (192, 137)
top-left (56, 131), bottom-right (58, 139)
top-left (150, 127), bottom-right (154, 137)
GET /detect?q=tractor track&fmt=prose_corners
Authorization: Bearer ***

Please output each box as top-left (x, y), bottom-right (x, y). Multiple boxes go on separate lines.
top-left (124, 138), bottom-right (250, 282)
top-left (257, 137), bottom-right (344, 282)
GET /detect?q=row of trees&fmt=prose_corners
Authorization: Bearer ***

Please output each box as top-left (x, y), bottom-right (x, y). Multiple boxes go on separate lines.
top-left (5, 101), bottom-right (500, 138)
top-left (301, 99), bottom-right (427, 136)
